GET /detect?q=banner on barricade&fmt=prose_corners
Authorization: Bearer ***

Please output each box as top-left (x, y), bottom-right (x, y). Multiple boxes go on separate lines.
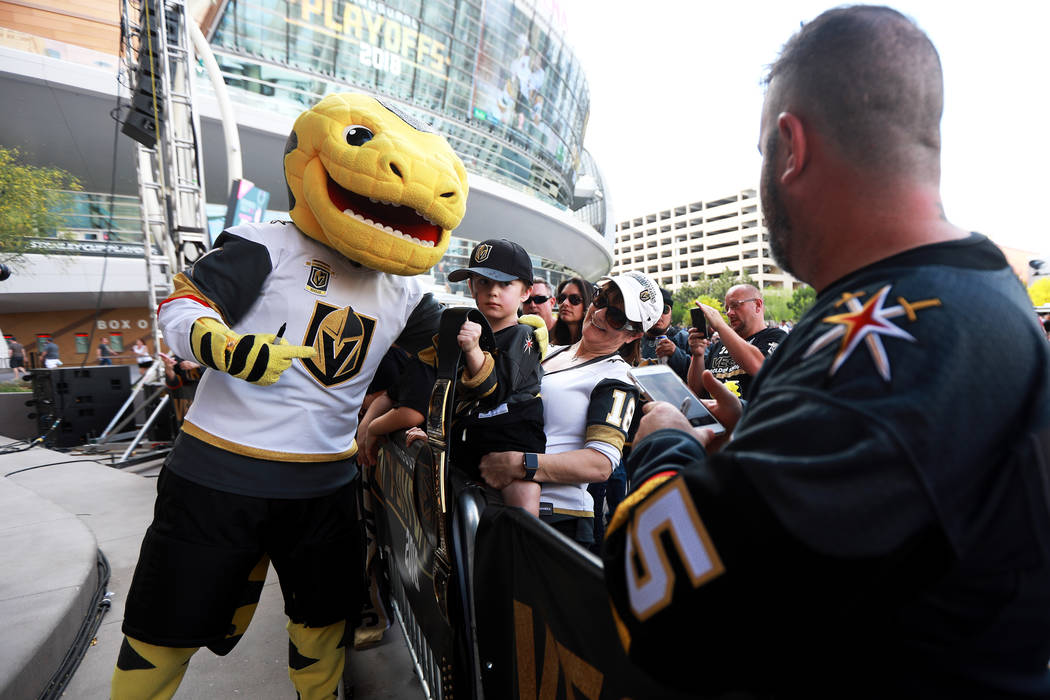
top-left (473, 506), bottom-right (695, 700)
top-left (371, 438), bottom-right (464, 693)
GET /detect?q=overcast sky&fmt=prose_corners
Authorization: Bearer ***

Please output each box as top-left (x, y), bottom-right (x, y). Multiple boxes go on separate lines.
top-left (562, 1), bottom-right (1050, 256)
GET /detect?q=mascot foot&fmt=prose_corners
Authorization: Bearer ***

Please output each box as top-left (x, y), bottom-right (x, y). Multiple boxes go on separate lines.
top-left (287, 618), bottom-right (346, 699)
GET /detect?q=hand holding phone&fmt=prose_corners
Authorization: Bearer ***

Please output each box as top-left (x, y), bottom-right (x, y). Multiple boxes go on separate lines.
top-left (690, 307), bottom-right (707, 337)
top-left (629, 364), bottom-right (724, 434)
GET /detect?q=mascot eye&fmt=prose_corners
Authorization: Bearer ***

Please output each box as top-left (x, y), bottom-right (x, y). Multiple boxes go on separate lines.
top-left (343, 125), bottom-right (374, 147)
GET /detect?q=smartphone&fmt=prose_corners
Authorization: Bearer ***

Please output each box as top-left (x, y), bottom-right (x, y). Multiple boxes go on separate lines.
top-left (690, 307), bottom-right (707, 336)
top-left (629, 365), bottom-right (725, 434)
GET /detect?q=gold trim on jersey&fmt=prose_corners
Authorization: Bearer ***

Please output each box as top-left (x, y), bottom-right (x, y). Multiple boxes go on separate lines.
top-left (586, 424), bottom-right (626, 451)
top-left (606, 472), bottom-right (676, 536)
top-left (551, 507), bottom-right (594, 518)
top-left (416, 344), bottom-right (437, 367)
top-left (181, 420), bottom-right (357, 462)
top-left (610, 601), bottom-right (631, 654)
top-left (459, 352), bottom-right (495, 390)
top-left (168, 273), bottom-right (226, 321)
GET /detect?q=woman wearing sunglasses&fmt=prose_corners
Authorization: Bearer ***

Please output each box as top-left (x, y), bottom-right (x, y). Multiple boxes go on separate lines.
top-left (551, 277), bottom-right (593, 346)
top-left (478, 272), bottom-right (662, 545)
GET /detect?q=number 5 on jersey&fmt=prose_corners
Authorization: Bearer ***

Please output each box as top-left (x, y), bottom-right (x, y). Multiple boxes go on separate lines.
top-left (625, 479), bottom-right (724, 620)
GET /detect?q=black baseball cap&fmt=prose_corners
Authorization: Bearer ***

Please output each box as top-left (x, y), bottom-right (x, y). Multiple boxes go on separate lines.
top-left (447, 238), bottom-right (533, 283)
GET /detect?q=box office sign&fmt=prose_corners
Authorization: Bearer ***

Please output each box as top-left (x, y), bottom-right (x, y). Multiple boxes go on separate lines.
top-left (97, 319), bottom-right (151, 330)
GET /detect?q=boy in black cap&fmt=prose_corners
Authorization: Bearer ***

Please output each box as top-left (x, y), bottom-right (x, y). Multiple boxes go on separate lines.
top-left (444, 238), bottom-right (547, 514)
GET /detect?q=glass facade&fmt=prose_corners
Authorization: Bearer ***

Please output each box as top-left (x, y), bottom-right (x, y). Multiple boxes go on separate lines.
top-left (57, 191), bottom-right (144, 242)
top-left (209, 0), bottom-right (590, 210)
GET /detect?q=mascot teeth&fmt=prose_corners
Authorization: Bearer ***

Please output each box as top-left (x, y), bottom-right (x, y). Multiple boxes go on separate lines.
top-left (338, 208), bottom-right (434, 246)
top-left (368, 196), bottom-right (402, 209)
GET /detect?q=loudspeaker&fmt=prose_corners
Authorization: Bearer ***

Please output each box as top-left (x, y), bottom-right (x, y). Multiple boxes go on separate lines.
top-left (27, 367), bottom-right (135, 447)
top-left (122, 0), bottom-right (179, 149)
top-left (121, 106), bottom-right (158, 148)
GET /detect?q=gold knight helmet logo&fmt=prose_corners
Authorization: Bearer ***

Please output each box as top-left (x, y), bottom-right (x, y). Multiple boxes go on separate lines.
top-left (305, 259), bottom-right (332, 295)
top-left (474, 244), bottom-right (492, 263)
top-left (301, 301), bottom-right (376, 386)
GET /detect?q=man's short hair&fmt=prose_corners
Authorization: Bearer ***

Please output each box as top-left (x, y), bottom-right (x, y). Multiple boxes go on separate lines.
top-left (727, 283), bottom-right (762, 301)
top-left (765, 5), bottom-right (943, 178)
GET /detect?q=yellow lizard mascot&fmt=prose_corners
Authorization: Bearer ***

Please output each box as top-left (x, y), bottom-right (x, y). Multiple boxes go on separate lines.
top-left (112, 93), bottom-right (468, 699)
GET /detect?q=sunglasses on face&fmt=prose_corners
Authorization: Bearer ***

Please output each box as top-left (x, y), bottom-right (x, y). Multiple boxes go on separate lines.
top-left (525, 295), bottom-right (551, 305)
top-left (592, 289), bottom-right (640, 332)
top-left (557, 293), bottom-right (584, 305)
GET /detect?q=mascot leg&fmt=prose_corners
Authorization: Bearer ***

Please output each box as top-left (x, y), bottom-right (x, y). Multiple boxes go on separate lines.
top-left (287, 618), bottom-right (347, 699)
top-left (111, 636), bottom-right (198, 700)
top-left (207, 555), bottom-right (270, 655)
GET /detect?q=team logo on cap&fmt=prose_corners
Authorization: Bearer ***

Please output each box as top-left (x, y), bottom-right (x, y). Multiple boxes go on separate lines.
top-left (474, 244), bottom-right (492, 263)
top-left (627, 271), bottom-right (659, 302)
top-left (301, 301), bottom-right (377, 387)
top-left (305, 259), bottom-right (331, 295)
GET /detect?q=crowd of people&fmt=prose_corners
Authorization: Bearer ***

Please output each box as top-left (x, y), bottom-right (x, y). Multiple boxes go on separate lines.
top-left (362, 241), bottom-right (667, 546)
top-left (106, 6), bottom-right (1050, 697)
top-left (353, 243), bottom-right (816, 554)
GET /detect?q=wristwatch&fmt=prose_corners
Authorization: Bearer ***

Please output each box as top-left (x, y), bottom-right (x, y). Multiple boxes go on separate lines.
top-left (522, 452), bottom-right (539, 481)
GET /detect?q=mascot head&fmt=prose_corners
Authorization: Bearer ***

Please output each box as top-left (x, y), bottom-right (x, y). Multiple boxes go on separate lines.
top-left (284, 93), bottom-right (468, 275)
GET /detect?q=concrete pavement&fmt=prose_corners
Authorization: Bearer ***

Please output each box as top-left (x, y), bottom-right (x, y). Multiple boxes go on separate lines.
top-left (0, 436), bottom-right (424, 699)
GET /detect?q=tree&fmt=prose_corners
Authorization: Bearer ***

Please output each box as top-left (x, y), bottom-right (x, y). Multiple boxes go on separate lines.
top-left (0, 146), bottom-right (81, 263)
top-left (787, 285), bottom-right (817, 320)
top-left (1029, 277), bottom-right (1050, 307)
top-left (711, 267), bottom-right (756, 301)
top-left (762, 289), bottom-right (793, 323)
top-left (670, 268), bottom-right (756, 325)
top-left (670, 283), bottom-right (708, 326)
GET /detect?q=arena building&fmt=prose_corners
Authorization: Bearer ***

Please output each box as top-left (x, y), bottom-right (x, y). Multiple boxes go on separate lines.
top-left (0, 0), bottom-right (611, 365)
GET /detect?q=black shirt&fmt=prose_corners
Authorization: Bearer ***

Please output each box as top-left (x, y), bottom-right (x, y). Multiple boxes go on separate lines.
top-left (705, 326), bottom-right (786, 400)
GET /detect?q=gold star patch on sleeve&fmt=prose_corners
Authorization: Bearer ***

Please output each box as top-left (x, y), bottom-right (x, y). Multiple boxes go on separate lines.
top-left (803, 285), bottom-right (941, 381)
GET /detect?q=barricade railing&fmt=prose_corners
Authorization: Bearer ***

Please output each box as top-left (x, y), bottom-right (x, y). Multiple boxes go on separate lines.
top-left (368, 304), bottom-right (691, 698)
top-left (370, 435), bottom-right (482, 699)
top-left (372, 433), bottom-right (694, 700)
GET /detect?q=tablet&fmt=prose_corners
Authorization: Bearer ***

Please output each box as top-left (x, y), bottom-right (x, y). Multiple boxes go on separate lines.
top-left (629, 364), bottom-right (725, 434)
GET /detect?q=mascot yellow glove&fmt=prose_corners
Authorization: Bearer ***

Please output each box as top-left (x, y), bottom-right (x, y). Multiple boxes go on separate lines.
top-left (518, 314), bottom-right (549, 359)
top-left (190, 317), bottom-right (316, 386)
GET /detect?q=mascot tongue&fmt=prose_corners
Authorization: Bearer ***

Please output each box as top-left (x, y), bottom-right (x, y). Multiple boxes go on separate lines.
top-left (327, 176), bottom-right (440, 245)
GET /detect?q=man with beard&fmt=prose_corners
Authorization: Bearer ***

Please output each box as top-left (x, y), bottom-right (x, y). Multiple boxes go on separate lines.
top-left (602, 6), bottom-right (1050, 697)
top-left (638, 288), bottom-right (690, 380)
top-left (688, 284), bottom-right (785, 400)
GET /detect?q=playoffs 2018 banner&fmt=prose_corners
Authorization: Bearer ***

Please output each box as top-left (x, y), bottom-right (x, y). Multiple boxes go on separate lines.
top-left (472, 507), bottom-right (694, 700)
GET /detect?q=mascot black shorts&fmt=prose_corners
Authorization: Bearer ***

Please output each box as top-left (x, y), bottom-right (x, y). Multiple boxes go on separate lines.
top-left (122, 469), bottom-right (363, 648)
